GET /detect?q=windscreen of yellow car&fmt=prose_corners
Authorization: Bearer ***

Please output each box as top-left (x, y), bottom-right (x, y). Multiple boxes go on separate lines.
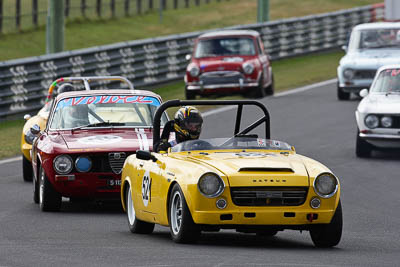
top-left (171, 137), bottom-right (291, 152)
top-left (49, 95), bottom-right (167, 129)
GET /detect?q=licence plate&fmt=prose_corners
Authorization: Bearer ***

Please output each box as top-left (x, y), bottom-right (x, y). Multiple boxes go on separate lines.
top-left (107, 180), bottom-right (121, 186)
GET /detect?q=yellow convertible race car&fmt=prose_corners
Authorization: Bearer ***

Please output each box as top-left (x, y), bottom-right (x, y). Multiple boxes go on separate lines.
top-left (120, 100), bottom-right (342, 247)
top-left (21, 101), bottom-right (51, 181)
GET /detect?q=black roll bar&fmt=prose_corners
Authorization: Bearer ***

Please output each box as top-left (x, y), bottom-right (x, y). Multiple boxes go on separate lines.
top-left (153, 99), bottom-right (270, 146)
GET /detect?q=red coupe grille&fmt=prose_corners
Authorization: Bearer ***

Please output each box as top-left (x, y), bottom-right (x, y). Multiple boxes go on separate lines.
top-left (108, 152), bottom-right (127, 174)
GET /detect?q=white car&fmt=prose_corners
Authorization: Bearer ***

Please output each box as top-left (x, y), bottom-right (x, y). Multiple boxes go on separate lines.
top-left (355, 65), bottom-right (400, 157)
top-left (337, 22), bottom-right (400, 100)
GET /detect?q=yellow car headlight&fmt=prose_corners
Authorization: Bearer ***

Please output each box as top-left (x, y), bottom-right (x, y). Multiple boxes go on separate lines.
top-left (313, 173), bottom-right (338, 198)
top-left (24, 131), bottom-right (36, 145)
top-left (198, 172), bottom-right (224, 198)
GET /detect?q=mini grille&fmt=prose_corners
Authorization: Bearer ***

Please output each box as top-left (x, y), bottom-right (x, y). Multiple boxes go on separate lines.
top-left (108, 152), bottom-right (127, 174)
top-left (231, 187), bottom-right (308, 206)
top-left (200, 71), bottom-right (244, 85)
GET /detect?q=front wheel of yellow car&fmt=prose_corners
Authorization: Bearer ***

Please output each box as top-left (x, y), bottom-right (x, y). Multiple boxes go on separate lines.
top-left (169, 184), bottom-right (200, 243)
top-left (126, 185), bottom-right (154, 234)
top-left (33, 175), bottom-right (39, 204)
top-left (22, 156), bottom-right (33, 182)
top-left (310, 200), bottom-right (343, 248)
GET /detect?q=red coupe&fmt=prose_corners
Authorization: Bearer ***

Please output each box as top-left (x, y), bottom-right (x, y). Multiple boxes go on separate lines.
top-left (30, 77), bottom-right (168, 211)
top-left (184, 30), bottom-right (274, 99)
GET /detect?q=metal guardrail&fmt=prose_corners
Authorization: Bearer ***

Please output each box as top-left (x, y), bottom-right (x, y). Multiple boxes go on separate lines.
top-left (0, 4), bottom-right (384, 120)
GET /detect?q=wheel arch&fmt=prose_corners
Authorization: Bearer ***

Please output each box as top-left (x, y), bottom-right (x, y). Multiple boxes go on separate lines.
top-left (165, 180), bottom-right (198, 226)
top-left (166, 181), bottom-right (179, 225)
top-left (121, 177), bottom-right (132, 212)
top-left (34, 154), bottom-right (43, 183)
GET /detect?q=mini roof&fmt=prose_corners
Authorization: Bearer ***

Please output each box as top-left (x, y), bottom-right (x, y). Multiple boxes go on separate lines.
top-left (198, 30), bottom-right (260, 39)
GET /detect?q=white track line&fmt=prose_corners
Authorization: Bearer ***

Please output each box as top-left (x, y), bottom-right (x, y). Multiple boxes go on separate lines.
top-left (0, 79), bottom-right (337, 165)
top-left (203, 78), bottom-right (337, 117)
top-left (0, 156), bottom-right (21, 165)
top-left (273, 78), bottom-right (337, 97)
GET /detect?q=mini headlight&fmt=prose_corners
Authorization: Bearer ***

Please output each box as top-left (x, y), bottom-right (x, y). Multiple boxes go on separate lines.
top-left (343, 68), bottom-right (354, 80)
top-left (381, 116), bottom-right (392, 128)
top-left (75, 156), bottom-right (92, 173)
top-left (198, 172), bottom-right (224, 198)
top-left (313, 173), bottom-right (338, 198)
top-left (189, 66), bottom-right (200, 77)
top-left (242, 62), bottom-right (255, 74)
top-left (53, 155), bottom-right (73, 174)
top-left (365, 114), bottom-right (379, 129)
top-left (24, 131), bottom-right (35, 145)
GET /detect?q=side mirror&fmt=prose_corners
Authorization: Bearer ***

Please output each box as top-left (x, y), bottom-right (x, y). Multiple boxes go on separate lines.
top-left (185, 54), bottom-right (192, 61)
top-left (341, 45), bottom-right (347, 52)
top-left (30, 124), bottom-right (40, 135)
top-left (136, 150), bottom-right (157, 162)
top-left (24, 114), bottom-right (31, 121)
top-left (359, 88), bottom-right (369, 98)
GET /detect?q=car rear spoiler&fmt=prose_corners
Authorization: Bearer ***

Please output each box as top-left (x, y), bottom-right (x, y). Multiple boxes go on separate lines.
top-left (153, 99), bottom-right (270, 146)
top-left (45, 76), bottom-right (135, 103)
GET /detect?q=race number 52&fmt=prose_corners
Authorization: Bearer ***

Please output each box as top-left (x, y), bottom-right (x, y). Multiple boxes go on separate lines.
top-left (142, 170), bottom-right (152, 207)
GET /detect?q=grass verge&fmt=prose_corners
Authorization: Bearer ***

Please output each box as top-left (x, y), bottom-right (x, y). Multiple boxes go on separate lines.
top-left (0, 119), bottom-right (25, 159)
top-left (0, 0), bottom-right (379, 61)
top-left (0, 49), bottom-right (344, 160)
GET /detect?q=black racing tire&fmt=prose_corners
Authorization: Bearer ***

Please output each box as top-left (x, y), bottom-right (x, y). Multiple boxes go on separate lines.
top-left (39, 166), bottom-right (61, 212)
top-left (185, 87), bottom-right (196, 100)
top-left (22, 155), bottom-right (33, 182)
top-left (168, 183), bottom-right (200, 243)
top-left (356, 130), bottom-right (372, 158)
top-left (33, 173), bottom-right (39, 204)
top-left (337, 84), bottom-right (350, 100)
top-left (252, 75), bottom-right (266, 99)
top-left (125, 185), bottom-right (155, 234)
top-left (265, 73), bottom-right (274, 96)
top-left (310, 200), bottom-right (343, 248)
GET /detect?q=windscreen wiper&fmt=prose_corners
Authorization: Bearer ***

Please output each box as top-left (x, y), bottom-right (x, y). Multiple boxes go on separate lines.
top-left (71, 121), bottom-right (125, 131)
top-left (85, 122), bottom-right (126, 127)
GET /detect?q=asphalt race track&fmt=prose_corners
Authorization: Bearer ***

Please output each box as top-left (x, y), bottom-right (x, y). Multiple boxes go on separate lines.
top-left (1, 80), bottom-right (399, 267)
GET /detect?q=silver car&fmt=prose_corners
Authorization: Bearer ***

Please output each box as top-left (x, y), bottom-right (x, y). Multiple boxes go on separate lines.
top-left (337, 22), bottom-right (400, 100)
top-left (355, 65), bottom-right (400, 157)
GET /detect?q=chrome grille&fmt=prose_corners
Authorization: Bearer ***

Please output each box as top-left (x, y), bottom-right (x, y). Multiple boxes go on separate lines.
top-left (200, 71), bottom-right (244, 85)
top-left (354, 70), bottom-right (376, 79)
top-left (231, 187), bottom-right (308, 206)
top-left (108, 152), bottom-right (127, 174)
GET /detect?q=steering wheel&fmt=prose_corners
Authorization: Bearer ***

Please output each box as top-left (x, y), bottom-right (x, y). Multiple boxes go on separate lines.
top-left (188, 140), bottom-right (213, 150)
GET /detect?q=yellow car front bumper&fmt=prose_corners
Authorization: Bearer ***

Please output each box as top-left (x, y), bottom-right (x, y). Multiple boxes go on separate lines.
top-left (192, 206), bottom-right (335, 226)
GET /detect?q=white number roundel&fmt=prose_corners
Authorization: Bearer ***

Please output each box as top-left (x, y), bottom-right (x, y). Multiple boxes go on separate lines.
top-left (141, 170), bottom-right (151, 207)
